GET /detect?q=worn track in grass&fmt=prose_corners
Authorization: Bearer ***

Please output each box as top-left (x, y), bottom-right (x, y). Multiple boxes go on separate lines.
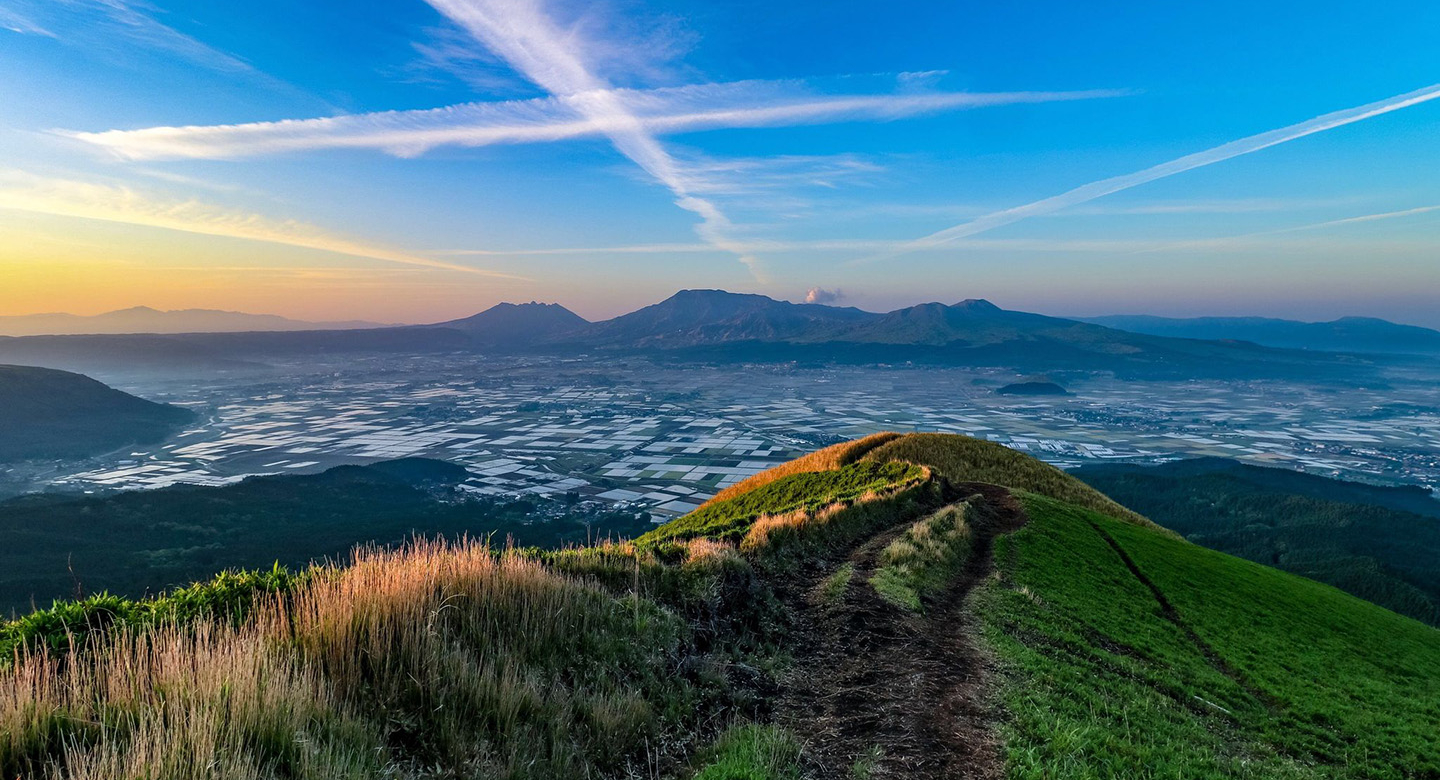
top-left (774, 482), bottom-right (1026, 779)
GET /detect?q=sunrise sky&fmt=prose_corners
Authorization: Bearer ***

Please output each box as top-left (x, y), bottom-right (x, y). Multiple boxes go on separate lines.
top-left (1, 0), bottom-right (1438, 325)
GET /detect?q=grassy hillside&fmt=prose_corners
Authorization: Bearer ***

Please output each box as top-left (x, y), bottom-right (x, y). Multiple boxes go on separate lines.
top-left (860, 432), bottom-right (1159, 529)
top-left (0, 364), bottom-right (193, 461)
top-left (1075, 458), bottom-right (1440, 625)
top-left (979, 493), bottom-right (1440, 778)
top-left (0, 538), bottom-right (779, 779)
top-left (698, 431), bottom-right (902, 508)
top-left (640, 459), bottom-right (924, 545)
top-left (2, 433), bottom-right (1435, 778)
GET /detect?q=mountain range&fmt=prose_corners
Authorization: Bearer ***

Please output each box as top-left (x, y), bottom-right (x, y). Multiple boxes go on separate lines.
top-left (0, 290), bottom-right (1392, 380)
top-left (0, 306), bottom-right (386, 337)
top-left (1081, 313), bottom-right (1440, 355)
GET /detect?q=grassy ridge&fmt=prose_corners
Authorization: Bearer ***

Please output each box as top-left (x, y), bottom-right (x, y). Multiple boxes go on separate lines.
top-left (639, 460), bottom-right (924, 545)
top-left (698, 432), bottom-right (903, 509)
top-left (861, 433), bottom-right (1159, 530)
top-left (6, 432), bottom-right (1436, 778)
top-left (978, 492), bottom-right (1440, 778)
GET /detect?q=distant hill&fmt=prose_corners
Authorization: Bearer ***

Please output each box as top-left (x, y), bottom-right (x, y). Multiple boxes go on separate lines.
top-left (0, 365), bottom-right (193, 461)
top-left (1082, 313), bottom-right (1440, 355)
top-left (544, 290), bottom-right (1371, 380)
top-left (0, 306), bottom-right (386, 336)
top-left (436, 301), bottom-right (589, 346)
top-left (1075, 457), bottom-right (1440, 625)
top-left (995, 380), bottom-right (1069, 396)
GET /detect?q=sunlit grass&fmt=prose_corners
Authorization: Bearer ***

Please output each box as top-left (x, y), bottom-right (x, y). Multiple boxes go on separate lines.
top-left (870, 502), bottom-right (973, 612)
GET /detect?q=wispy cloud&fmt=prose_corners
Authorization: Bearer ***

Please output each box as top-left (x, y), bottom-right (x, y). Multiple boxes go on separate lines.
top-left (433, 231), bottom-right (1440, 258)
top-left (0, 171), bottom-right (523, 279)
top-left (863, 83), bottom-right (1440, 261)
top-left (1132, 204), bottom-right (1440, 254)
top-left (415, 0), bottom-right (762, 276)
top-left (1, 0), bottom-right (258, 73)
top-left (1269, 204), bottom-right (1440, 232)
top-left (0, 4), bottom-right (54, 36)
top-left (64, 81), bottom-right (1119, 161)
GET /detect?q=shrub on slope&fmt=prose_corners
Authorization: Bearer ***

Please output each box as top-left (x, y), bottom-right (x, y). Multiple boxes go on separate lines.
top-left (862, 433), bottom-right (1159, 530)
top-left (978, 493), bottom-right (1440, 778)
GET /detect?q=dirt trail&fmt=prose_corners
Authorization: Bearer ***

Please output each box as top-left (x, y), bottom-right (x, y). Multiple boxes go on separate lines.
top-left (773, 483), bottom-right (1026, 780)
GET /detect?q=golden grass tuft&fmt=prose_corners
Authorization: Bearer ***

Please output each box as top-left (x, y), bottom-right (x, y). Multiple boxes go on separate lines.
top-left (1, 621), bottom-right (375, 779)
top-left (0, 537), bottom-right (697, 779)
top-left (699, 431), bottom-right (903, 509)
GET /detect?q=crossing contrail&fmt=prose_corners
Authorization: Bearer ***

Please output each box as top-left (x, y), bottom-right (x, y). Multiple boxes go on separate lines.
top-left (860, 83), bottom-right (1440, 262)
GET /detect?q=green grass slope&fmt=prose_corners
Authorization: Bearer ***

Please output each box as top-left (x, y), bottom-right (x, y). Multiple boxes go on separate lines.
top-left (979, 492), bottom-right (1440, 778)
top-left (1075, 458), bottom-right (1440, 626)
top-left (639, 460), bottom-right (924, 545)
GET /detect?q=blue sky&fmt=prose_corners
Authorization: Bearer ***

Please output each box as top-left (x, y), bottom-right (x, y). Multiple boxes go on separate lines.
top-left (1, 0), bottom-right (1438, 325)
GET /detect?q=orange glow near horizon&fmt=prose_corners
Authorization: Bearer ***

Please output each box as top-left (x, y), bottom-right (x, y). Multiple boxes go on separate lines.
top-left (0, 213), bottom-right (535, 323)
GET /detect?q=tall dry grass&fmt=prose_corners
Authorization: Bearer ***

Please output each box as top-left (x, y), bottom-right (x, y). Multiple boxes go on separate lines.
top-left (699, 431), bottom-right (902, 509)
top-left (0, 621), bottom-right (376, 779)
top-left (0, 538), bottom-right (701, 779)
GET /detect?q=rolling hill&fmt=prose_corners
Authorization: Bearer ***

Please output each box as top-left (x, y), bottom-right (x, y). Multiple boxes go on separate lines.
top-left (1083, 313), bottom-right (1440, 355)
top-left (2, 433), bottom-right (1433, 778)
top-left (542, 291), bottom-right (1378, 379)
top-left (570, 288), bottom-right (873, 347)
top-left (0, 364), bottom-right (193, 461)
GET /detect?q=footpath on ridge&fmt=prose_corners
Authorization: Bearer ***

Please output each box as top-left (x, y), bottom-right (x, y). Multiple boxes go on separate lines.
top-left (772, 482), bottom-right (1026, 780)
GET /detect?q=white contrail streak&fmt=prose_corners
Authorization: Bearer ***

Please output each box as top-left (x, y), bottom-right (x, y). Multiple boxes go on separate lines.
top-left (421, 0), bottom-right (762, 277)
top-left (64, 84), bottom-right (1121, 161)
top-left (1130, 203), bottom-right (1440, 254)
top-left (864, 83), bottom-right (1440, 261)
